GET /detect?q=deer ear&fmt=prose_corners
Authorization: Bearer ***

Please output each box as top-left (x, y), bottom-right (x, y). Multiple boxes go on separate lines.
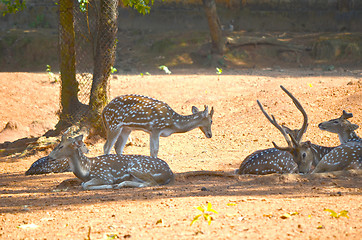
top-left (304, 141), bottom-right (312, 147)
top-left (192, 106), bottom-right (199, 114)
top-left (351, 123), bottom-right (359, 131)
top-left (73, 135), bottom-right (84, 147)
top-left (210, 106), bottom-right (214, 118)
top-left (203, 105), bottom-right (209, 116)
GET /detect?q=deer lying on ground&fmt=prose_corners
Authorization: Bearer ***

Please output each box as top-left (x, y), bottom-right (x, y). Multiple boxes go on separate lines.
top-left (48, 134), bottom-right (174, 190)
top-left (312, 111), bottom-right (361, 173)
top-left (25, 138), bottom-right (89, 175)
top-left (102, 94), bottom-right (214, 157)
top-left (237, 86), bottom-right (314, 175)
top-left (26, 156), bottom-right (71, 175)
top-left (237, 86), bottom-right (340, 175)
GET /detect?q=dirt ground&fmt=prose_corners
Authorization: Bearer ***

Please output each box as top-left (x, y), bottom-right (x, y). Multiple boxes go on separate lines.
top-left (0, 69), bottom-right (361, 239)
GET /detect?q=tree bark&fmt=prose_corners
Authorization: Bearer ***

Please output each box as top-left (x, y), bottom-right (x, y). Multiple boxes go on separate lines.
top-left (51, 0), bottom-right (86, 136)
top-left (88, 0), bottom-right (118, 136)
top-left (202, 0), bottom-right (224, 55)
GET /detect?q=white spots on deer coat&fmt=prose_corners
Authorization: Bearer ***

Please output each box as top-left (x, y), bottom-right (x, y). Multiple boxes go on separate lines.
top-left (237, 148), bottom-right (298, 175)
top-left (313, 140), bottom-right (362, 173)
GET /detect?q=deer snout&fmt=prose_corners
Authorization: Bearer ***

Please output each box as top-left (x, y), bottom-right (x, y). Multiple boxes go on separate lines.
top-left (200, 126), bottom-right (212, 138)
top-left (318, 123), bottom-right (326, 130)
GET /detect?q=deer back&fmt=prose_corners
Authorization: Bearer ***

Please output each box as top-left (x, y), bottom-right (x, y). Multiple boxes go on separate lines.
top-left (312, 141), bottom-right (362, 173)
top-left (102, 95), bottom-right (176, 132)
top-left (237, 148), bottom-right (298, 175)
top-left (88, 154), bottom-right (174, 186)
top-left (25, 156), bottom-right (71, 175)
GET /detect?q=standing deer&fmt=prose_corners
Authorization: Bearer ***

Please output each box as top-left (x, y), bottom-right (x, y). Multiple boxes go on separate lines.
top-left (102, 95), bottom-right (214, 157)
top-left (237, 86), bottom-right (314, 175)
top-left (312, 111), bottom-right (361, 173)
top-left (48, 134), bottom-right (174, 190)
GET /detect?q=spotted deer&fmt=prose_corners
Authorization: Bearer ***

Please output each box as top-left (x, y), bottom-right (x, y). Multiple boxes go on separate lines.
top-left (312, 111), bottom-right (361, 173)
top-left (102, 95), bottom-right (214, 157)
top-left (318, 110), bottom-right (361, 144)
top-left (48, 134), bottom-right (174, 190)
top-left (237, 86), bottom-right (312, 175)
top-left (25, 156), bottom-right (71, 175)
top-left (25, 131), bottom-right (89, 175)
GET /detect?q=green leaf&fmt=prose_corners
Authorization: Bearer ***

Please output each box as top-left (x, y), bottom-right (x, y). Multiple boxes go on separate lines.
top-left (324, 208), bottom-right (338, 218)
top-left (338, 210), bottom-right (349, 219)
top-left (205, 214), bottom-right (212, 225)
top-left (106, 234), bottom-right (118, 239)
top-left (206, 202), bottom-right (218, 214)
top-left (191, 214), bottom-right (202, 226)
top-left (17, 223), bottom-right (39, 229)
top-left (159, 65), bottom-right (171, 74)
top-left (280, 213), bottom-right (291, 219)
top-left (195, 205), bottom-right (205, 212)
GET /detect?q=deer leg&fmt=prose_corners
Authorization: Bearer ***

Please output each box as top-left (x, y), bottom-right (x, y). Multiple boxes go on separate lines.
top-left (114, 181), bottom-right (152, 188)
top-left (103, 127), bottom-right (123, 154)
top-left (114, 127), bottom-right (131, 155)
top-left (81, 178), bottom-right (113, 190)
top-left (114, 170), bottom-right (157, 188)
top-left (150, 132), bottom-right (161, 158)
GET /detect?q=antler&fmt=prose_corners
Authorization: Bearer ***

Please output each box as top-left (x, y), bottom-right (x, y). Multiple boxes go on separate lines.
top-left (257, 100), bottom-right (292, 148)
top-left (341, 110), bottom-right (353, 120)
top-left (280, 85), bottom-right (308, 143)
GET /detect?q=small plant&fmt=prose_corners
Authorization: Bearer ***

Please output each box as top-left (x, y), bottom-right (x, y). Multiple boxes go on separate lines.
top-left (78, 0), bottom-right (89, 12)
top-left (159, 65), bottom-right (171, 74)
top-left (280, 212), bottom-right (299, 219)
top-left (191, 202), bottom-right (218, 226)
top-left (110, 66), bottom-right (117, 74)
top-left (139, 72), bottom-right (150, 77)
top-left (216, 67), bottom-right (222, 75)
top-left (324, 209), bottom-right (349, 219)
top-left (46, 65), bottom-right (58, 82)
top-left (216, 67), bottom-right (222, 81)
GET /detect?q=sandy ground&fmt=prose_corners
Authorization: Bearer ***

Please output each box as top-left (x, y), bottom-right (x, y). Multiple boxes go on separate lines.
top-left (0, 70), bottom-right (361, 239)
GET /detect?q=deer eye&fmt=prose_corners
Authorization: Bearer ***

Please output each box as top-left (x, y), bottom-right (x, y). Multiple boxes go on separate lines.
top-left (302, 152), bottom-right (306, 158)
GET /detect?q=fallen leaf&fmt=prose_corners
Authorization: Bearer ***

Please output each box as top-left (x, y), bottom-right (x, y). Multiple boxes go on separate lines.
top-left (17, 223), bottom-right (39, 229)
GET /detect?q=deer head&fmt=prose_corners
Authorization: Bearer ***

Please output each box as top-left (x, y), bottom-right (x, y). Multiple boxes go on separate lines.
top-left (192, 105), bottom-right (214, 138)
top-left (257, 85), bottom-right (313, 173)
top-left (49, 134), bottom-right (89, 159)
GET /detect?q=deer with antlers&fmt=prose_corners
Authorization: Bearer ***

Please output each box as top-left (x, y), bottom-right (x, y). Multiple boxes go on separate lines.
top-left (102, 94), bottom-right (214, 157)
top-left (312, 111), bottom-right (361, 173)
top-left (237, 86), bottom-right (337, 175)
top-left (237, 86), bottom-right (314, 174)
top-left (48, 134), bottom-right (174, 190)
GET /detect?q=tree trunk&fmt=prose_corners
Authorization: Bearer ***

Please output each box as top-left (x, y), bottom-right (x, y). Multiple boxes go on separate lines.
top-left (50, 0), bottom-right (87, 136)
top-left (202, 0), bottom-right (224, 55)
top-left (88, 0), bottom-right (118, 137)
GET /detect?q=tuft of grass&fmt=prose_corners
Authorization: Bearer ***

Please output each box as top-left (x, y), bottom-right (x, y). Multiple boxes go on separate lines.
top-left (324, 209), bottom-right (349, 219)
top-left (191, 202), bottom-right (218, 226)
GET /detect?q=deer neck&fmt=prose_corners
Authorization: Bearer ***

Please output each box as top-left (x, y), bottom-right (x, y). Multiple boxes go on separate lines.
top-left (339, 130), bottom-right (359, 144)
top-left (68, 149), bottom-right (91, 181)
top-left (310, 144), bottom-right (335, 166)
top-left (172, 113), bottom-right (204, 133)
